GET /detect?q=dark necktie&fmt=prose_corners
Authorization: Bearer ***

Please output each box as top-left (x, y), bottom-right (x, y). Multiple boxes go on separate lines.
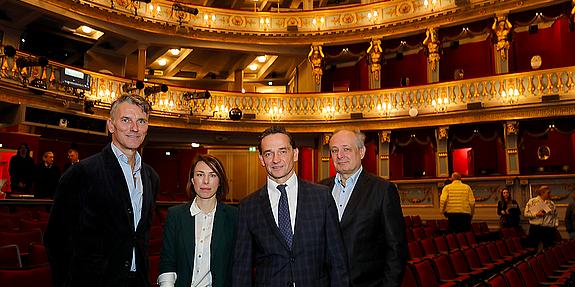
top-left (277, 184), bottom-right (293, 248)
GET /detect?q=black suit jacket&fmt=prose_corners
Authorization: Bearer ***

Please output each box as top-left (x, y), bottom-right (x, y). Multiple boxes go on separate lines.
top-left (44, 144), bottom-right (160, 287)
top-left (324, 171), bottom-right (407, 287)
top-left (159, 201), bottom-right (238, 287)
top-left (232, 178), bottom-right (349, 287)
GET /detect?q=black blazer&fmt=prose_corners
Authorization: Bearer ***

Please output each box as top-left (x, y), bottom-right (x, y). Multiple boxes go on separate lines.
top-left (159, 201), bottom-right (238, 287)
top-left (232, 178), bottom-right (349, 287)
top-left (324, 171), bottom-right (407, 287)
top-left (45, 144), bottom-right (160, 287)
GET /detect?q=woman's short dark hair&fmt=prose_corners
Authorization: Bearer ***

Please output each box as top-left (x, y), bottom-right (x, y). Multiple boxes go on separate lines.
top-left (186, 154), bottom-right (229, 201)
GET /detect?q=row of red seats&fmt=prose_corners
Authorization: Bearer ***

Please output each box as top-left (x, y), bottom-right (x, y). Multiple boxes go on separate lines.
top-left (484, 240), bottom-right (575, 286)
top-left (403, 234), bottom-right (536, 287)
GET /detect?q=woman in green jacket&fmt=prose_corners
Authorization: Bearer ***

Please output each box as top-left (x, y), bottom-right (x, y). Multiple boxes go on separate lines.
top-left (158, 154), bottom-right (238, 287)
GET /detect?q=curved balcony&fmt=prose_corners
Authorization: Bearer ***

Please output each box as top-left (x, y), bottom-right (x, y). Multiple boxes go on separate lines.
top-left (21, 0), bottom-right (553, 46)
top-left (1, 50), bottom-right (575, 133)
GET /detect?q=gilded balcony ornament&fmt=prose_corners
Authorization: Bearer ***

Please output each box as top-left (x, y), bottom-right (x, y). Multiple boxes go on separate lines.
top-left (567, 72), bottom-right (574, 89)
top-left (437, 126), bottom-right (448, 140)
top-left (505, 121), bottom-right (518, 135)
top-left (379, 131), bottom-right (391, 143)
top-left (367, 39), bottom-right (382, 80)
top-left (1, 57), bottom-right (8, 77)
top-left (308, 44), bottom-right (324, 85)
top-left (423, 27), bottom-right (440, 71)
top-left (572, 0), bottom-right (575, 22)
top-left (492, 16), bottom-right (512, 61)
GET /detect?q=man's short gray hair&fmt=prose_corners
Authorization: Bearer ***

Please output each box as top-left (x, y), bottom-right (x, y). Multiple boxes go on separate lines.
top-left (110, 94), bottom-right (152, 118)
top-left (331, 129), bottom-right (365, 149)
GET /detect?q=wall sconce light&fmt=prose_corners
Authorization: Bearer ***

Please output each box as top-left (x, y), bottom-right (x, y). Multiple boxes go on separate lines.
top-left (204, 13), bottom-right (216, 27)
top-left (260, 17), bottom-right (271, 31)
top-left (312, 16), bottom-right (325, 30)
top-left (322, 105), bottom-right (335, 120)
top-left (213, 104), bottom-right (229, 119)
top-left (367, 10), bottom-right (379, 24)
top-left (376, 102), bottom-right (392, 117)
top-left (501, 88), bottom-right (519, 104)
top-left (269, 105), bottom-right (283, 121)
top-left (431, 96), bottom-right (449, 112)
top-left (423, 0), bottom-right (440, 11)
top-left (147, 3), bottom-right (161, 17)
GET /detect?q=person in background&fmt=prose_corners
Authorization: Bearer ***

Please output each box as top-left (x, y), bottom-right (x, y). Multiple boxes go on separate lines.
top-left (233, 126), bottom-right (348, 287)
top-left (45, 94), bottom-right (160, 287)
top-left (9, 143), bottom-right (36, 193)
top-left (497, 187), bottom-right (521, 228)
top-left (63, 148), bottom-right (80, 172)
top-left (565, 192), bottom-right (575, 240)
top-left (525, 185), bottom-right (558, 249)
top-left (158, 154), bottom-right (237, 287)
top-left (326, 129), bottom-right (407, 287)
top-left (35, 151), bottom-right (61, 199)
top-left (440, 172), bottom-right (475, 233)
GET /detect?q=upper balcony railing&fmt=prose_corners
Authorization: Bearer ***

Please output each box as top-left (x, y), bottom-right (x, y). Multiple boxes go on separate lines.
top-left (2, 49), bottom-right (575, 129)
top-left (26, 0), bottom-right (553, 45)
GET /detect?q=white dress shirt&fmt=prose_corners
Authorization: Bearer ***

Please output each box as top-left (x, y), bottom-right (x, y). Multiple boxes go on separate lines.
top-left (332, 166), bottom-right (362, 220)
top-left (267, 173), bottom-right (298, 233)
top-left (111, 143), bottom-right (142, 272)
top-left (158, 198), bottom-right (216, 287)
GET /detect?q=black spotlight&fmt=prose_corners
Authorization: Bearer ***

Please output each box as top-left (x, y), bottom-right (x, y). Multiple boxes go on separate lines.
top-left (529, 25), bottom-right (539, 34)
top-left (3, 45), bottom-right (16, 57)
top-left (229, 108), bottom-right (243, 120)
top-left (144, 84), bottom-right (169, 96)
top-left (15, 56), bottom-right (49, 68)
top-left (122, 80), bottom-right (145, 93)
top-left (173, 3), bottom-right (199, 15)
top-left (182, 91), bottom-right (211, 100)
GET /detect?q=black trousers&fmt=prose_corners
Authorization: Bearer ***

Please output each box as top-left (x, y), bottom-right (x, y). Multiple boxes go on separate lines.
top-left (528, 224), bottom-right (556, 249)
top-left (445, 213), bottom-right (472, 233)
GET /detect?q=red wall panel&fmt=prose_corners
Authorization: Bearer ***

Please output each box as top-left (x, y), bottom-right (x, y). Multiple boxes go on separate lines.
top-left (382, 51), bottom-right (427, 88)
top-left (440, 40), bottom-right (494, 82)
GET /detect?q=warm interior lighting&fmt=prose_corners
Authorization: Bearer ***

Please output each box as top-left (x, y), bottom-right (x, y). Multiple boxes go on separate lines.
top-left (257, 55), bottom-right (267, 63)
top-left (158, 58), bottom-right (167, 66)
top-left (80, 26), bottom-right (93, 34)
top-left (169, 48), bottom-right (180, 56)
top-left (268, 81), bottom-right (273, 86)
top-left (249, 64), bottom-right (258, 71)
top-left (191, 143), bottom-right (200, 148)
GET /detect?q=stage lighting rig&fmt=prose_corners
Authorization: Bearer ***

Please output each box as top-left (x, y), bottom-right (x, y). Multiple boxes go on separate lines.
top-left (172, 3), bottom-right (199, 15)
top-left (182, 91), bottom-right (211, 101)
top-left (143, 84), bottom-right (168, 96)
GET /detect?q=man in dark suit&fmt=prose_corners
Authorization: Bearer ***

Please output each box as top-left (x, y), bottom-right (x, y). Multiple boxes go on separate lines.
top-left (233, 126), bottom-right (349, 287)
top-left (325, 129), bottom-right (407, 287)
top-left (45, 94), bottom-right (160, 287)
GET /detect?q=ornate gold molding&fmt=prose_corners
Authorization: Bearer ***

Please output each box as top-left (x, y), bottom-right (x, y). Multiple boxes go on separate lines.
top-left (21, 0), bottom-right (555, 46)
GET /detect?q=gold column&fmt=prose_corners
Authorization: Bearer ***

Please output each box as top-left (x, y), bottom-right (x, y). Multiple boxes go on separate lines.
top-left (318, 133), bottom-right (332, 181)
top-left (367, 38), bottom-right (382, 89)
top-left (492, 15), bottom-right (512, 74)
top-left (435, 126), bottom-right (449, 177)
top-left (423, 27), bottom-right (440, 83)
top-left (504, 121), bottom-right (520, 175)
top-left (378, 130), bottom-right (391, 179)
top-left (308, 44), bottom-right (324, 92)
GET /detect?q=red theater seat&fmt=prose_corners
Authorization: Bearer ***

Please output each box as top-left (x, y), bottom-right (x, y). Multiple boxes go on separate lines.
top-left (0, 244), bottom-right (22, 268)
top-left (0, 265), bottom-right (52, 287)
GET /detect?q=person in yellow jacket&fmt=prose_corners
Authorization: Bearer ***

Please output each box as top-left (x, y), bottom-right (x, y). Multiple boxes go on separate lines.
top-left (440, 172), bottom-right (475, 233)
